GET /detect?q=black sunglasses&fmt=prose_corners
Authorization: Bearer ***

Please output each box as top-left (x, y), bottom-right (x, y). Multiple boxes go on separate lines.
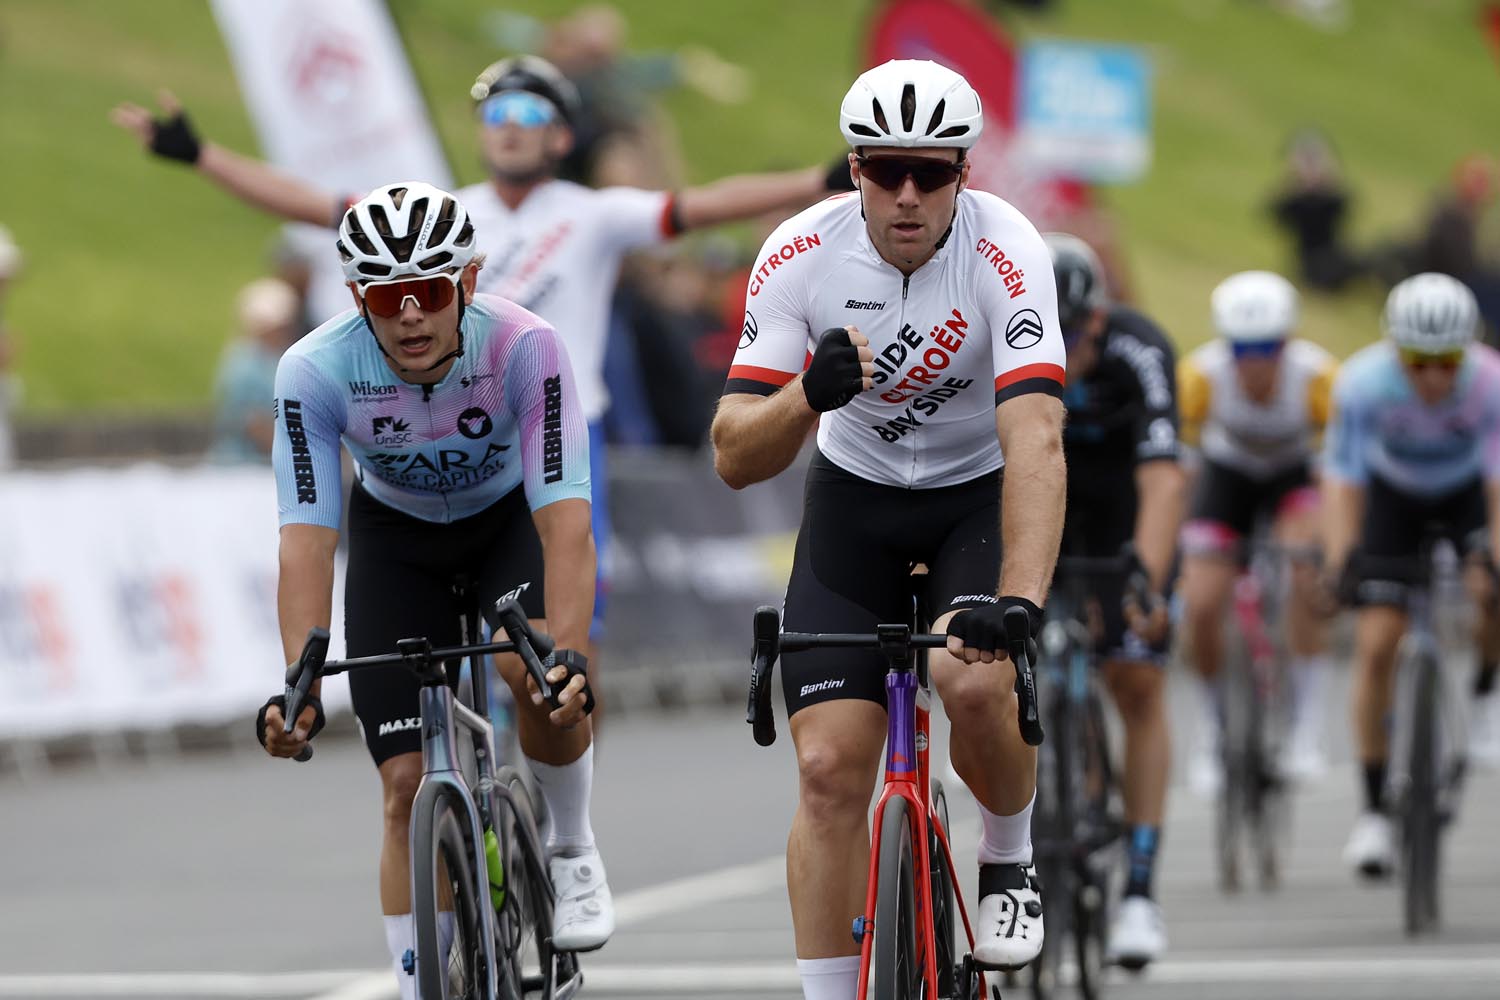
top-left (855, 155), bottom-right (964, 193)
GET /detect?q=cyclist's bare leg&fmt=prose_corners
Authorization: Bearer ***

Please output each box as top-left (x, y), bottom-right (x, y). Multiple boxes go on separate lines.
top-left (1277, 504), bottom-right (1331, 658)
top-left (377, 751), bottom-right (426, 914)
top-left (1103, 660), bottom-right (1169, 827)
top-left (1277, 502), bottom-right (1334, 769)
top-left (1180, 551), bottom-right (1236, 681)
top-left (930, 608), bottom-right (1037, 816)
top-left (1351, 606), bottom-right (1406, 763)
top-left (493, 624), bottom-right (592, 766)
top-left (786, 699), bottom-right (886, 959)
top-left (1463, 562), bottom-right (1500, 659)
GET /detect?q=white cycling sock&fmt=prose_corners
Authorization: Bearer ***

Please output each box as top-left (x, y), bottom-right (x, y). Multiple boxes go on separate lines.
top-left (527, 743), bottom-right (597, 854)
top-left (1195, 675), bottom-right (1222, 742)
top-left (384, 913), bottom-right (416, 1000)
top-left (977, 790), bottom-right (1035, 865)
top-left (1290, 655), bottom-right (1333, 732)
top-left (384, 911), bottom-right (454, 1000)
top-left (797, 955), bottom-right (860, 1000)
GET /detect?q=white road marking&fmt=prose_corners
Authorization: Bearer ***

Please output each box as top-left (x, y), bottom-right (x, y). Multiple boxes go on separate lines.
top-left (0, 970), bottom-right (362, 997)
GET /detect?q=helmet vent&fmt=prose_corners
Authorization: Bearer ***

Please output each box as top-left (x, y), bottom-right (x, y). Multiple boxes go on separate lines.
top-left (900, 84), bottom-right (916, 132)
top-left (935, 125), bottom-right (970, 139)
top-left (871, 97), bottom-right (889, 134)
top-left (925, 100), bottom-right (946, 135)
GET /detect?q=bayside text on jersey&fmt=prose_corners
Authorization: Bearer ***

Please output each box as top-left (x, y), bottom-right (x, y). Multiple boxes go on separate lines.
top-left (723, 190), bottom-right (1065, 487)
top-left (272, 293), bottom-right (591, 527)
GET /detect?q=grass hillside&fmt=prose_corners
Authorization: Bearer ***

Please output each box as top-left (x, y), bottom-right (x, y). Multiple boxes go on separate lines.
top-left (1, 0), bottom-right (1495, 412)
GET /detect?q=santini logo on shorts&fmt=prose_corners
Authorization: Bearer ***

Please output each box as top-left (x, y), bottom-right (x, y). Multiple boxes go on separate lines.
top-left (799, 678), bottom-right (846, 698)
top-left (378, 716), bottom-right (421, 737)
top-left (951, 594), bottom-right (999, 604)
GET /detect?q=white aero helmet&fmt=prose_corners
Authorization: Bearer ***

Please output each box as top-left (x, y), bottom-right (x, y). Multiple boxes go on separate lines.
top-left (1383, 272), bottom-right (1478, 353)
top-left (1211, 270), bottom-right (1299, 344)
top-left (337, 181), bottom-right (477, 285)
top-left (839, 59), bottom-right (983, 151)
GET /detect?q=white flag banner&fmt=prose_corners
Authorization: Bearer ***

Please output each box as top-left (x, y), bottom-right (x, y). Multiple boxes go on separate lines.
top-left (210, 0), bottom-right (455, 325)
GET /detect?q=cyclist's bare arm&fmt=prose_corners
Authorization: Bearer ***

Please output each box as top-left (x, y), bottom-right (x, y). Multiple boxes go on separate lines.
top-left (675, 165), bottom-right (829, 231)
top-left (1321, 475), bottom-right (1365, 573)
top-left (533, 498), bottom-right (596, 654)
top-left (111, 91), bottom-right (341, 228)
top-left (265, 523), bottom-right (337, 752)
top-left (995, 393), bottom-right (1067, 604)
top-left (710, 389), bottom-right (819, 490)
top-left (1133, 459), bottom-right (1187, 591)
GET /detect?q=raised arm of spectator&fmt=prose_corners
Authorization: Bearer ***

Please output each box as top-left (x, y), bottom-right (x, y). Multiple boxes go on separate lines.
top-left (111, 90), bottom-right (343, 228)
top-left (674, 162), bottom-right (839, 231)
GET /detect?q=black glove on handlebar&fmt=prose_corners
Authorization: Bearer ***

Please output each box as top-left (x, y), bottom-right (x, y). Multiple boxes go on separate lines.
top-left (802, 327), bottom-right (865, 412)
top-left (946, 596), bottom-right (1043, 654)
top-left (544, 649), bottom-right (596, 715)
top-left (149, 109), bottom-right (202, 165)
top-left (256, 693), bottom-right (325, 749)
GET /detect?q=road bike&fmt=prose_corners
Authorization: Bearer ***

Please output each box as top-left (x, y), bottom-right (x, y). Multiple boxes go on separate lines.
top-left (1026, 553), bottom-right (1135, 998)
top-left (1357, 542), bottom-right (1474, 936)
top-left (282, 587), bottom-right (584, 999)
top-left (747, 600), bottom-right (1044, 999)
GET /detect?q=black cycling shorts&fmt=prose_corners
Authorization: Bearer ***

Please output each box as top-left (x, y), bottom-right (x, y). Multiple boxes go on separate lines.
top-left (1060, 458), bottom-right (1171, 665)
top-left (1350, 475), bottom-right (1486, 606)
top-left (344, 481), bottom-right (546, 766)
top-left (1186, 458), bottom-right (1314, 539)
top-left (781, 450), bottom-right (1003, 716)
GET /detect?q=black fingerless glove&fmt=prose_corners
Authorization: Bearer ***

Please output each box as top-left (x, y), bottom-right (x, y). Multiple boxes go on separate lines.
top-left (149, 110), bottom-right (202, 165)
top-left (802, 327), bottom-right (865, 412)
top-left (824, 155), bottom-right (856, 192)
top-left (256, 693), bottom-right (325, 749)
top-left (946, 596), bottom-right (1043, 655)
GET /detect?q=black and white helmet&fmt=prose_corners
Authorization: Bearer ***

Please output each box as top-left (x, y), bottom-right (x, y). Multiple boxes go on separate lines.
top-left (336, 182), bottom-right (477, 285)
top-left (470, 55), bottom-right (581, 123)
top-left (839, 59), bottom-right (983, 151)
top-left (1383, 272), bottom-right (1478, 353)
top-left (1044, 233), bottom-right (1107, 330)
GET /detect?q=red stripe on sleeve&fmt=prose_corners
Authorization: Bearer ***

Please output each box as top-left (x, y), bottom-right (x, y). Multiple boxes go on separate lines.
top-left (659, 195), bottom-right (680, 238)
top-left (994, 363), bottom-right (1066, 393)
top-left (728, 364), bottom-right (798, 387)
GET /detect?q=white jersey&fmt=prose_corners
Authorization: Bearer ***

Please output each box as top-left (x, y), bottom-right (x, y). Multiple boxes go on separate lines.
top-left (724, 190), bottom-right (1065, 488)
top-left (458, 178), bottom-right (674, 422)
top-left (1178, 338), bottom-right (1338, 479)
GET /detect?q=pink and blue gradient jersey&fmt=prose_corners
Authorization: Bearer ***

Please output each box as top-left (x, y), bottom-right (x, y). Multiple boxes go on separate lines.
top-left (272, 293), bottom-right (591, 527)
top-left (1323, 340), bottom-right (1500, 497)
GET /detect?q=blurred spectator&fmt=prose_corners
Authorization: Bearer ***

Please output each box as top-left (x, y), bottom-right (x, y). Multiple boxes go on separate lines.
top-left (1268, 128), bottom-right (1363, 291)
top-left (490, 4), bottom-right (750, 188)
top-left (210, 277), bottom-right (298, 463)
top-left (268, 227), bottom-right (319, 339)
top-left (1414, 153), bottom-right (1497, 280)
top-left (0, 225), bottom-right (21, 468)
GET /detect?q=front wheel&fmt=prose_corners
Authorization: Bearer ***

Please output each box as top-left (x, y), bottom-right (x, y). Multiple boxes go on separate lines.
top-left (1402, 651), bottom-right (1443, 935)
top-left (871, 796), bottom-right (920, 1000)
top-left (930, 781), bottom-right (957, 998)
top-left (413, 801), bottom-right (487, 1000)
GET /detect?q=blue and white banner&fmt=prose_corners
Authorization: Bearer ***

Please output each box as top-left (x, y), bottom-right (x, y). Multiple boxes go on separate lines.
top-left (1018, 41), bottom-right (1152, 184)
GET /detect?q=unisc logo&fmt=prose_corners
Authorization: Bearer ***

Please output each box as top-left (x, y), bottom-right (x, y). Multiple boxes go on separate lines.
top-left (372, 415), bottom-right (413, 446)
top-left (457, 408), bottom-right (492, 439)
top-left (1004, 310), bottom-right (1044, 350)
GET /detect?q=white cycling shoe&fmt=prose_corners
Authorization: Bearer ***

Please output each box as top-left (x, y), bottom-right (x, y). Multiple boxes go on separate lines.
top-left (972, 863), bottom-right (1044, 970)
top-left (1187, 747), bottom-right (1224, 800)
top-left (1342, 812), bottom-right (1395, 880)
top-left (1280, 725), bottom-right (1330, 784)
top-left (1106, 895), bottom-right (1166, 970)
top-left (549, 846), bottom-right (615, 952)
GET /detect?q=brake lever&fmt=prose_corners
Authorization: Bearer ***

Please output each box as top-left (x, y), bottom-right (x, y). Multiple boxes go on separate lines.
top-left (284, 627), bottom-right (329, 763)
top-left (1003, 606), bottom-right (1044, 747)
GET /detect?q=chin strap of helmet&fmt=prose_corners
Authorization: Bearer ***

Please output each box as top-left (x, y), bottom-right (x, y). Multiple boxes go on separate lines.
top-left (358, 284), bottom-right (469, 375)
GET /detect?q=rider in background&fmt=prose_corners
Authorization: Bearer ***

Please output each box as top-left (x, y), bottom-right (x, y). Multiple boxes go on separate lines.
top-left (1177, 271), bottom-right (1339, 793)
top-left (112, 56), bottom-right (841, 710)
top-left (1322, 272), bottom-right (1500, 878)
top-left (1047, 233), bottom-right (1185, 969)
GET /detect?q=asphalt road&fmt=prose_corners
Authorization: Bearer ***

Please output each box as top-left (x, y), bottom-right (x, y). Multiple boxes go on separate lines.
top-left (2, 666), bottom-right (1499, 999)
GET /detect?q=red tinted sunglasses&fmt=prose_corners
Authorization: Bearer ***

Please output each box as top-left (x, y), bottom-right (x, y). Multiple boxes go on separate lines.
top-left (357, 273), bottom-right (462, 318)
top-left (855, 155), bottom-right (964, 193)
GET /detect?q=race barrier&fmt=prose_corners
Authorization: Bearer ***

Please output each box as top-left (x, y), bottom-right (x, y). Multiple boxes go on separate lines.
top-left (0, 452), bottom-right (803, 742)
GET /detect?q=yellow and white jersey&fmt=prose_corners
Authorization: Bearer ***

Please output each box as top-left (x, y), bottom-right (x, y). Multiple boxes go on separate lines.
top-left (1177, 338), bottom-right (1338, 479)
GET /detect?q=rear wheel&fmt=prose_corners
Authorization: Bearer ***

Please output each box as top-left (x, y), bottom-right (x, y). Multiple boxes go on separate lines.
top-left (1403, 652), bottom-right (1442, 936)
top-left (1218, 632), bottom-right (1255, 894)
top-left (1030, 693), bottom-right (1073, 1000)
top-left (413, 801), bottom-right (487, 1000)
top-left (1074, 689), bottom-right (1115, 1000)
top-left (871, 796), bottom-right (919, 1000)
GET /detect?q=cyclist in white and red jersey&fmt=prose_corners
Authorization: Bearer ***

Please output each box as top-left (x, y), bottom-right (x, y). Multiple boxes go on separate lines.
top-left (256, 183), bottom-right (608, 999)
top-left (712, 60), bottom-right (1066, 999)
top-left (113, 56), bottom-right (840, 697)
